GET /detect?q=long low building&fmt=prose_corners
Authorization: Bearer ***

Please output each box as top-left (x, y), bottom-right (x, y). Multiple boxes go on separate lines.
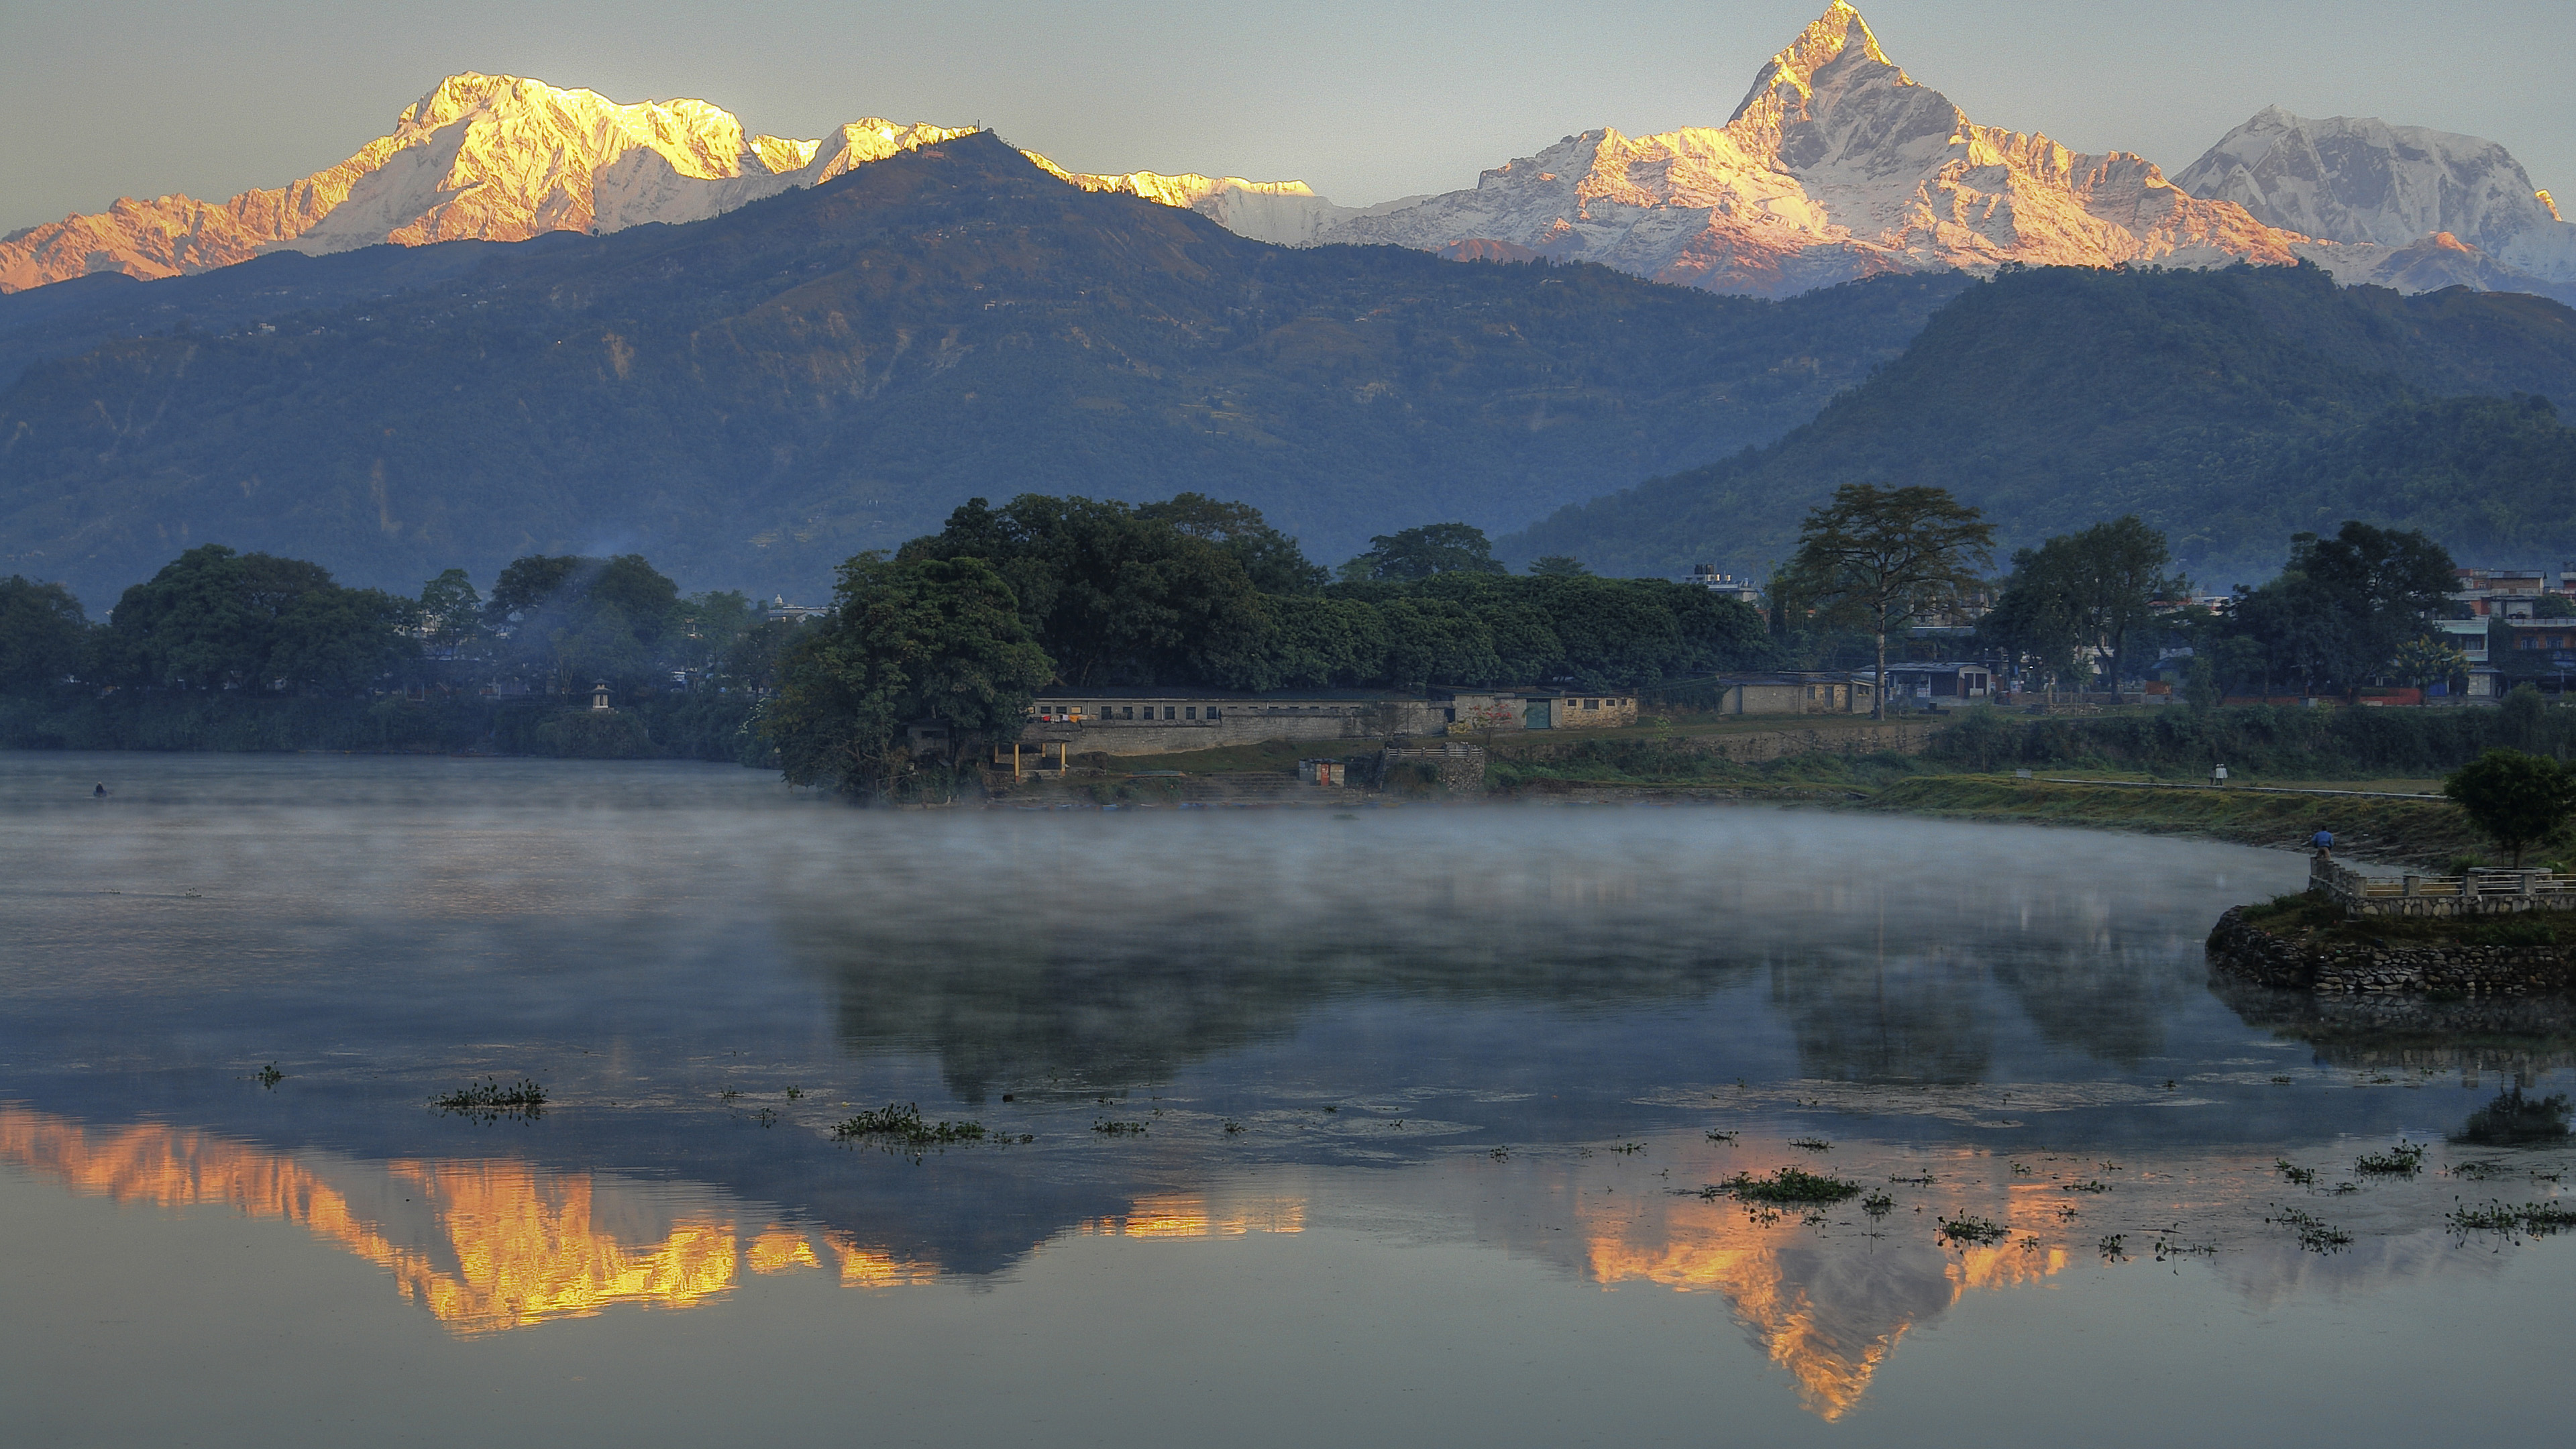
top-left (1022, 690), bottom-right (1452, 755)
top-left (1018, 685), bottom-right (1644, 756)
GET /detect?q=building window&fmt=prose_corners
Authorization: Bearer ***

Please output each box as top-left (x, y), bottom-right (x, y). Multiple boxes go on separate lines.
top-left (1207, 707), bottom-right (1220, 720)
top-left (1185, 706), bottom-right (1197, 720)
top-left (1122, 706), bottom-right (1134, 719)
top-left (1165, 707), bottom-right (1177, 720)
top-left (1585, 699), bottom-right (1599, 709)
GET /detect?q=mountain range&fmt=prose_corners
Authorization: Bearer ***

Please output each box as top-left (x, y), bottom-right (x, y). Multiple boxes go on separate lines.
top-left (0, 135), bottom-right (1967, 609)
top-left (1501, 263), bottom-right (2576, 586)
top-left (7, 3), bottom-right (2573, 306)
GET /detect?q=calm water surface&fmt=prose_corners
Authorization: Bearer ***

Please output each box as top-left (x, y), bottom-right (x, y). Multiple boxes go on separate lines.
top-left (3, 751), bottom-right (2571, 1446)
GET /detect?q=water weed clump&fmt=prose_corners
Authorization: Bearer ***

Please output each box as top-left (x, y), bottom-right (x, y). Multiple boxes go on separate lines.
top-left (832, 1103), bottom-right (985, 1146)
top-left (1937, 1214), bottom-right (2009, 1245)
top-left (1709, 1167), bottom-right (1862, 1204)
top-left (254, 1062), bottom-right (283, 1089)
top-left (2354, 1140), bottom-right (2428, 1176)
top-left (2447, 1200), bottom-right (2576, 1236)
top-left (2275, 1159), bottom-right (2317, 1185)
top-left (2267, 1205), bottom-right (2353, 1251)
top-left (1091, 1118), bottom-right (1147, 1136)
top-left (1861, 1189), bottom-right (1895, 1217)
top-left (1788, 1137), bottom-right (1833, 1152)
top-left (433, 1077), bottom-right (547, 1120)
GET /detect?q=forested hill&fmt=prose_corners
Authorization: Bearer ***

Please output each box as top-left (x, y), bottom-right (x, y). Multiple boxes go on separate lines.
top-left (0, 131), bottom-right (1966, 610)
top-left (1503, 264), bottom-right (2576, 587)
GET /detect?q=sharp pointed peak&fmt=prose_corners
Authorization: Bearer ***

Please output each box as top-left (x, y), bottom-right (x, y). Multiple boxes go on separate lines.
top-left (1729, 3), bottom-right (1902, 125)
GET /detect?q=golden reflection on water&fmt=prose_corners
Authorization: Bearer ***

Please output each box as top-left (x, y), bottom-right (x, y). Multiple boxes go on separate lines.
top-left (0, 1106), bottom-right (1308, 1333)
top-left (1576, 1168), bottom-right (2071, 1419)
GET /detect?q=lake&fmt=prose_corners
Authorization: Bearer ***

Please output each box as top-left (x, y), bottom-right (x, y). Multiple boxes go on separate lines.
top-left (3, 751), bottom-right (2571, 1447)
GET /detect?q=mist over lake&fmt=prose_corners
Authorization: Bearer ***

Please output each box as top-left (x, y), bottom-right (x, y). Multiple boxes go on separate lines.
top-left (3, 751), bottom-right (2571, 1446)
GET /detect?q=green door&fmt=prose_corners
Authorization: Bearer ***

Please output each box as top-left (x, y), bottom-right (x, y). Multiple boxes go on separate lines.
top-left (1525, 700), bottom-right (1552, 729)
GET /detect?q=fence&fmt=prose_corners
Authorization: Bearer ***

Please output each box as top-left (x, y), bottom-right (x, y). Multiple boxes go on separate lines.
top-left (2312, 854), bottom-right (2576, 918)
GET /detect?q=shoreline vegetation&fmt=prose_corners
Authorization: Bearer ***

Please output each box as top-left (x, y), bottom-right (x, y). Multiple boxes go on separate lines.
top-left (3, 693), bottom-right (2544, 869)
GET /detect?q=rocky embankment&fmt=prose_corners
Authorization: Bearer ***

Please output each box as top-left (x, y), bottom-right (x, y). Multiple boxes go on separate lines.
top-left (2207, 906), bottom-right (2576, 996)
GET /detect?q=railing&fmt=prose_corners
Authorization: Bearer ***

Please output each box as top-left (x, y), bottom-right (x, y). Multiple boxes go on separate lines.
top-left (2312, 855), bottom-right (2576, 918)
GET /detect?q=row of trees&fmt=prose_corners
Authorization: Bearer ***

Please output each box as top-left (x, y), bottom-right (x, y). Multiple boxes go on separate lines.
top-left (1974, 517), bottom-right (2459, 702)
top-left (0, 545), bottom-right (804, 702)
top-left (766, 494), bottom-right (1777, 794)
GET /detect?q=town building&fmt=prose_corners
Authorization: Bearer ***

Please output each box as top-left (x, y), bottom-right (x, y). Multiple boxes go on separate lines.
top-left (1431, 688), bottom-right (1640, 732)
top-left (1881, 662), bottom-right (1996, 702)
top-left (1019, 690), bottom-right (1451, 756)
top-left (1702, 674), bottom-right (1877, 716)
top-left (1678, 565), bottom-right (1764, 606)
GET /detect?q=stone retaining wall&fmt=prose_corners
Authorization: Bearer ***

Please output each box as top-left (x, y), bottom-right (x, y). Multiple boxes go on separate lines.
top-left (2206, 906), bottom-right (2576, 996)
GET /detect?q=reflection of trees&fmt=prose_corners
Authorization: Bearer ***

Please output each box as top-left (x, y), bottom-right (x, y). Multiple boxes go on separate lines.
top-left (1769, 949), bottom-right (1992, 1084)
top-left (783, 901), bottom-right (1769, 1100)
top-left (2208, 976), bottom-right (2576, 1079)
top-left (1989, 941), bottom-right (2197, 1067)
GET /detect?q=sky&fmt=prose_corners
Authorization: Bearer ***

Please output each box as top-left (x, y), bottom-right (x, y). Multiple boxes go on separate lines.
top-left (3, 0), bottom-right (2572, 235)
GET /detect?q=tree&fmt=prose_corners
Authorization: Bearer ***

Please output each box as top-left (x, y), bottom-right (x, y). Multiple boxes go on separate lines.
top-left (2213, 523), bottom-right (2455, 696)
top-left (1339, 523), bottom-right (1508, 582)
top-left (483, 553), bottom-right (684, 695)
top-left (0, 576), bottom-right (91, 692)
top-left (1782, 484), bottom-right (1994, 719)
top-left (96, 545), bottom-right (413, 694)
top-left (1979, 517), bottom-right (2184, 694)
top-left (1528, 555), bottom-right (1592, 577)
top-left (902, 495), bottom-right (1276, 688)
top-left (1134, 493), bottom-right (1328, 594)
top-left (2443, 748), bottom-right (2576, 868)
top-left (2389, 635), bottom-right (2469, 694)
top-left (766, 555), bottom-right (1054, 799)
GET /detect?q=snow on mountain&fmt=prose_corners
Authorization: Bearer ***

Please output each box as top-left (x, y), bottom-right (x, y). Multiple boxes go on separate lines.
top-left (1296, 1), bottom-right (2296, 297)
top-left (0, 75), bottom-right (974, 292)
top-left (2173, 107), bottom-right (2576, 289)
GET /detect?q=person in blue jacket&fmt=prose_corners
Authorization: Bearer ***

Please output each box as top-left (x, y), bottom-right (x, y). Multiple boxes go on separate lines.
top-left (2310, 828), bottom-right (2334, 859)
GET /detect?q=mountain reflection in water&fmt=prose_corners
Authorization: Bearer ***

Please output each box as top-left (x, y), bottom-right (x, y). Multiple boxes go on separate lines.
top-left (5, 755), bottom-right (2575, 1438)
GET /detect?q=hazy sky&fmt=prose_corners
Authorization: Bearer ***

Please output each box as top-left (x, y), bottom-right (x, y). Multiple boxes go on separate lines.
top-left (4, 0), bottom-right (2571, 235)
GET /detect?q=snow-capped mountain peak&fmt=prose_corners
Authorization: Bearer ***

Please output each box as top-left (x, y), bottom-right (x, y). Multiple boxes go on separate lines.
top-left (0, 74), bottom-right (977, 291)
top-left (1301, 2), bottom-right (2290, 297)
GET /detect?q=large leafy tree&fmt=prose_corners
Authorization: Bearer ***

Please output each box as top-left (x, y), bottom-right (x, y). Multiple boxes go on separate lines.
top-left (96, 545), bottom-right (413, 694)
top-left (1782, 484), bottom-right (1994, 718)
top-left (2445, 748), bottom-right (2576, 868)
top-left (1134, 492), bottom-right (1328, 595)
top-left (1981, 516), bottom-right (2184, 691)
top-left (2210, 522), bottom-right (2454, 696)
top-left (1339, 523), bottom-right (1509, 582)
top-left (902, 495), bottom-right (1277, 688)
top-left (767, 555), bottom-right (1053, 799)
top-left (482, 553), bottom-right (684, 695)
top-left (0, 576), bottom-right (91, 692)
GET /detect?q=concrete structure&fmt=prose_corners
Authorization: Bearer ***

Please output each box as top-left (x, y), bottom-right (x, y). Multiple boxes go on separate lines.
top-left (1433, 688), bottom-right (1639, 733)
top-left (1679, 564), bottom-right (1764, 605)
top-left (1705, 674), bottom-right (1876, 716)
top-left (1882, 661), bottom-right (1995, 702)
top-left (1020, 690), bottom-right (1450, 757)
top-left (2313, 856), bottom-right (2576, 920)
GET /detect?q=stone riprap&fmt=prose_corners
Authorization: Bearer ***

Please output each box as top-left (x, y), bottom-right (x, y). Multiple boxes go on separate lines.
top-left (2207, 906), bottom-right (2576, 996)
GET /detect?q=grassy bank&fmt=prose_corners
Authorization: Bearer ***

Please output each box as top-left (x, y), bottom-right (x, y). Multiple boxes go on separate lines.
top-left (1869, 775), bottom-right (2483, 866)
top-left (2237, 891), bottom-right (2574, 949)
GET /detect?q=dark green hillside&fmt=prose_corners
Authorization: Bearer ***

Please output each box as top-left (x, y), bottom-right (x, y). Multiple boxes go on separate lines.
top-left (0, 133), bottom-right (1964, 609)
top-left (1505, 264), bottom-right (2576, 585)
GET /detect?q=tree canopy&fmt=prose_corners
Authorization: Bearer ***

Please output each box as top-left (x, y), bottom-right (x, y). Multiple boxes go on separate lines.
top-left (93, 545), bottom-right (414, 694)
top-left (766, 554), bottom-right (1053, 799)
top-left (0, 575), bottom-right (87, 692)
top-left (2443, 748), bottom-right (2576, 868)
top-left (1783, 484), bottom-right (1994, 718)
